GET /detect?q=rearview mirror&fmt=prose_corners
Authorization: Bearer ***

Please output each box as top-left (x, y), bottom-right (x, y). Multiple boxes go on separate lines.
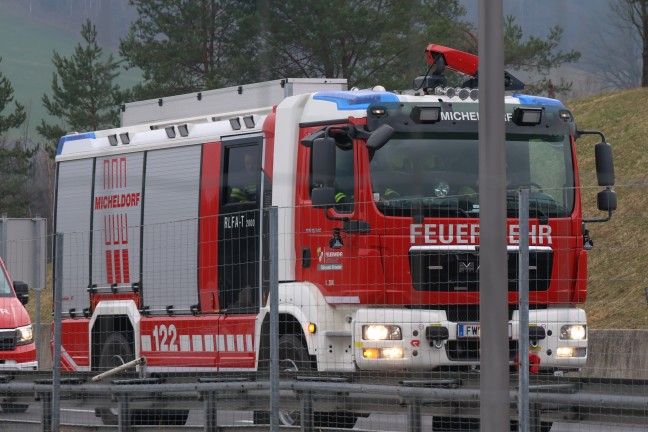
top-left (13, 281), bottom-right (29, 305)
top-left (366, 124), bottom-right (395, 151)
top-left (595, 141), bottom-right (615, 187)
top-left (312, 136), bottom-right (336, 187)
top-left (597, 189), bottom-right (617, 212)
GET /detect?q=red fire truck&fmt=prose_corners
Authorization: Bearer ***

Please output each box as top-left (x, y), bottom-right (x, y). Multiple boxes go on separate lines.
top-left (54, 45), bottom-right (615, 389)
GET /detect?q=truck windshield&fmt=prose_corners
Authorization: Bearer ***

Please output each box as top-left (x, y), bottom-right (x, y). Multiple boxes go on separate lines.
top-left (370, 132), bottom-right (574, 218)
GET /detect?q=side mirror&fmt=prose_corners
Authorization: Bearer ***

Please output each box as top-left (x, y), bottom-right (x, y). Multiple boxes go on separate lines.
top-left (597, 189), bottom-right (617, 212)
top-left (366, 124), bottom-right (395, 151)
top-left (312, 136), bottom-right (336, 187)
top-left (13, 281), bottom-right (29, 305)
top-left (595, 141), bottom-right (615, 186)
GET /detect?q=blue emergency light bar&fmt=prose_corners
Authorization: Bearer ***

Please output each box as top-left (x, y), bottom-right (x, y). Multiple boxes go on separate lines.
top-left (314, 90), bottom-right (399, 110)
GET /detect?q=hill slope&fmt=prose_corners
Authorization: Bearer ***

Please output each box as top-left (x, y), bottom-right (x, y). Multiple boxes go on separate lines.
top-left (569, 88), bottom-right (648, 329)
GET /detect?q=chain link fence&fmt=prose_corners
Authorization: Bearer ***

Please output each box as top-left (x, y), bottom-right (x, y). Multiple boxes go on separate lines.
top-left (0, 183), bottom-right (646, 431)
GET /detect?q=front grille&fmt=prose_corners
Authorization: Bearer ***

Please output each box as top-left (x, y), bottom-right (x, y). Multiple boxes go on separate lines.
top-left (410, 248), bottom-right (552, 292)
top-left (446, 340), bottom-right (518, 361)
top-left (0, 330), bottom-right (16, 351)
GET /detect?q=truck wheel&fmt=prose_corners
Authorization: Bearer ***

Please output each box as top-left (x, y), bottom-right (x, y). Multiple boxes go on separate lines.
top-left (254, 334), bottom-right (311, 426)
top-left (96, 332), bottom-right (189, 426)
top-left (1, 403), bottom-right (29, 414)
top-left (254, 334), bottom-right (359, 429)
top-left (98, 332), bottom-right (134, 371)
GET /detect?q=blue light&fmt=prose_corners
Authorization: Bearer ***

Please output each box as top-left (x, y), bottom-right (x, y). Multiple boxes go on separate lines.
top-left (314, 90), bottom-right (399, 110)
top-left (56, 132), bottom-right (96, 156)
top-left (513, 94), bottom-right (564, 108)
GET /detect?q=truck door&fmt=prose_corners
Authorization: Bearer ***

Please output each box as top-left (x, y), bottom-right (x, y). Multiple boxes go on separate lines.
top-left (218, 135), bottom-right (264, 314)
top-left (216, 135), bottom-right (264, 369)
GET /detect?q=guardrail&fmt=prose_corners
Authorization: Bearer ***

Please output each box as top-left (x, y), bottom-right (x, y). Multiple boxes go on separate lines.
top-left (2, 373), bottom-right (648, 432)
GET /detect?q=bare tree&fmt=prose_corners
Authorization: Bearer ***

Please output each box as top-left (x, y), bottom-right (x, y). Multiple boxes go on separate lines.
top-left (611, 0), bottom-right (648, 87)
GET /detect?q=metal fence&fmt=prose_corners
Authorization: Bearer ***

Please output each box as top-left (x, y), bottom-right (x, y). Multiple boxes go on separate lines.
top-left (0, 184), bottom-right (647, 432)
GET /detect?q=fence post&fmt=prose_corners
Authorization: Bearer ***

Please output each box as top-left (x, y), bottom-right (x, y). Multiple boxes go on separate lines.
top-left (41, 391), bottom-right (52, 432)
top-left (300, 389), bottom-right (314, 432)
top-left (269, 206), bottom-right (279, 432)
top-left (118, 393), bottom-right (131, 432)
top-left (203, 390), bottom-right (218, 432)
top-left (51, 233), bottom-right (63, 431)
top-left (519, 188), bottom-right (530, 432)
top-left (406, 397), bottom-right (422, 432)
top-left (33, 218), bottom-right (43, 369)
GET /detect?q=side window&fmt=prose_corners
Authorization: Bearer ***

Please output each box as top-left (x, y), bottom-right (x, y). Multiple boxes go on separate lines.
top-left (224, 145), bottom-right (259, 204)
top-left (334, 146), bottom-right (354, 213)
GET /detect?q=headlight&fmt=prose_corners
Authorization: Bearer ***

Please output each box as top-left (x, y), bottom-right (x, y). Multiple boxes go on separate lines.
top-left (362, 348), bottom-right (404, 359)
top-left (362, 325), bottom-right (402, 341)
top-left (15, 324), bottom-right (33, 346)
top-left (560, 324), bottom-right (586, 340)
top-left (556, 347), bottom-right (587, 358)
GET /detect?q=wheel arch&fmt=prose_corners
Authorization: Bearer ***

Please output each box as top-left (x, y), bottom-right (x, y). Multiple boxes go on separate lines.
top-left (89, 301), bottom-right (141, 370)
top-left (258, 311), bottom-right (315, 371)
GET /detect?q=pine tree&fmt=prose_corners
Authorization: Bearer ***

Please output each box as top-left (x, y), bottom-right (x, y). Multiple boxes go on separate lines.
top-left (261, 0), bottom-right (472, 90)
top-left (0, 59), bottom-right (26, 135)
top-left (0, 60), bottom-right (36, 217)
top-left (38, 19), bottom-right (125, 158)
top-left (119, 0), bottom-right (259, 99)
top-left (502, 15), bottom-right (581, 96)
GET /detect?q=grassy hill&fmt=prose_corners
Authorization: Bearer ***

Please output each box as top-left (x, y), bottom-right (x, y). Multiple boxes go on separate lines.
top-left (569, 88), bottom-right (648, 329)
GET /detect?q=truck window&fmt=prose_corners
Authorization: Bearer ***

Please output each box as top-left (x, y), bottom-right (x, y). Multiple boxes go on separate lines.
top-left (309, 145), bottom-right (355, 212)
top-left (225, 145), bottom-right (259, 204)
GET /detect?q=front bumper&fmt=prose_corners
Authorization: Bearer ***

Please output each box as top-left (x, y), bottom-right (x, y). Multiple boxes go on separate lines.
top-left (353, 307), bottom-right (587, 371)
top-left (0, 342), bottom-right (38, 370)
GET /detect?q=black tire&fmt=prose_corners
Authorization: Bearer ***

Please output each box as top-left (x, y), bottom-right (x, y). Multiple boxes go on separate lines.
top-left (97, 332), bottom-right (189, 427)
top-left (98, 332), bottom-right (134, 372)
top-left (254, 334), bottom-right (358, 429)
top-left (1, 403), bottom-right (29, 414)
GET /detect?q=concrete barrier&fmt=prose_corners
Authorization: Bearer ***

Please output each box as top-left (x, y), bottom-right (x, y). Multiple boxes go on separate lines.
top-left (34, 325), bottom-right (648, 379)
top-left (579, 329), bottom-right (648, 379)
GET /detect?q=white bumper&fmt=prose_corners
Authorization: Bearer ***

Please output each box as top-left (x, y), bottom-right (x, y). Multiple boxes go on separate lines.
top-left (353, 307), bottom-right (587, 371)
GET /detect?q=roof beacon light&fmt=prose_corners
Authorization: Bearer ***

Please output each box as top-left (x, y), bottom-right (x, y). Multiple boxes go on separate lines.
top-left (513, 108), bottom-right (543, 126)
top-left (456, 88), bottom-right (470, 100)
top-left (434, 86), bottom-right (455, 98)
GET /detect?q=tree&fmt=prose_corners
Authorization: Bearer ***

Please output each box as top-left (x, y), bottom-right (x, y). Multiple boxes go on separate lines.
top-left (0, 59), bottom-right (26, 135)
top-left (501, 15), bottom-right (581, 96)
top-left (0, 138), bottom-right (38, 218)
top-left (119, 0), bottom-right (260, 99)
top-left (261, 0), bottom-right (472, 91)
top-left (609, 0), bottom-right (648, 87)
top-left (38, 19), bottom-right (125, 158)
top-left (0, 60), bottom-right (37, 217)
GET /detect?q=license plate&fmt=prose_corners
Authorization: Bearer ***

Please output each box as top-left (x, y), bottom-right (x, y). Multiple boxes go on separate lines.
top-left (457, 323), bottom-right (513, 338)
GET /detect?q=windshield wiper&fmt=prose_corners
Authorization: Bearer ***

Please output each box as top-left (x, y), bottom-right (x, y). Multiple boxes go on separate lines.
top-left (507, 195), bottom-right (550, 223)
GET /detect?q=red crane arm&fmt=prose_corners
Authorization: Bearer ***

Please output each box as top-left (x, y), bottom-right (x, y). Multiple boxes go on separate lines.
top-left (425, 44), bottom-right (479, 77)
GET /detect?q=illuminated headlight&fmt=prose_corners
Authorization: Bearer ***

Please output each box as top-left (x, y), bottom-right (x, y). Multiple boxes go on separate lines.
top-left (362, 325), bottom-right (402, 341)
top-left (560, 324), bottom-right (586, 340)
top-left (15, 324), bottom-right (33, 346)
top-left (556, 347), bottom-right (587, 358)
top-left (363, 348), bottom-right (404, 359)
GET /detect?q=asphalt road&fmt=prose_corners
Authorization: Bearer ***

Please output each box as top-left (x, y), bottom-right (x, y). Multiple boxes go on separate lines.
top-left (2, 405), bottom-right (648, 431)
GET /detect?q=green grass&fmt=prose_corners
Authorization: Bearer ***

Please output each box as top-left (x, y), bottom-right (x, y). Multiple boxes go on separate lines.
top-left (568, 88), bottom-right (648, 329)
